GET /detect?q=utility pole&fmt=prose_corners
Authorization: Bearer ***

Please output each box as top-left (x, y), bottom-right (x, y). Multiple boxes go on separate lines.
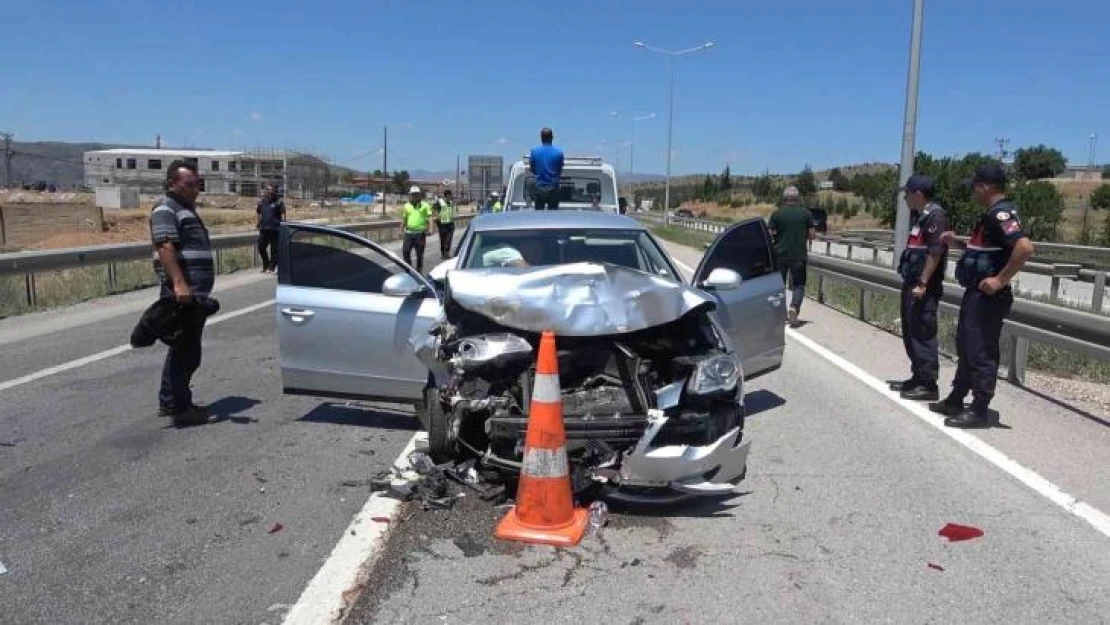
top-left (455, 154), bottom-right (460, 200)
top-left (892, 0), bottom-right (924, 267)
top-left (382, 126), bottom-right (388, 214)
top-left (1, 133), bottom-right (13, 189)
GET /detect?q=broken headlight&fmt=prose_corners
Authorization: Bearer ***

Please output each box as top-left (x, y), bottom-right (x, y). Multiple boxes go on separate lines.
top-left (686, 352), bottom-right (741, 396)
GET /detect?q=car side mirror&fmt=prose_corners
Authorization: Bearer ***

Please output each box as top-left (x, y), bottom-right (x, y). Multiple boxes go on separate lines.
top-left (382, 273), bottom-right (425, 298)
top-left (700, 267), bottom-right (742, 291)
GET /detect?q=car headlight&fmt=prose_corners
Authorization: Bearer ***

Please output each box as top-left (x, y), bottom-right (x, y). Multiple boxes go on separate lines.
top-left (687, 352), bottom-right (742, 396)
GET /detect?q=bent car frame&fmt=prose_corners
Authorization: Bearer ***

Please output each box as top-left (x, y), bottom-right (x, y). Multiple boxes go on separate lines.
top-left (273, 211), bottom-right (786, 503)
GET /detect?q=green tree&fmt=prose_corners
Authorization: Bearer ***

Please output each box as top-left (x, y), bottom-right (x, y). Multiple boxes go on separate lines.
top-left (701, 174), bottom-right (717, 200)
top-left (1091, 183), bottom-right (1110, 210)
top-left (796, 166), bottom-right (818, 197)
top-left (391, 170), bottom-right (411, 193)
top-left (1013, 145), bottom-right (1067, 181)
top-left (835, 197), bottom-right (850, 215)
top-left (720, 165), bottom-right (732, 191)
top-left (752, 174), bottom-right (775, 202)
top-left (828, 168), bottom-right (850, 192)
top-left (1009, 181), bottom-right (1064, 240)
top-left (1102, 165), bottom-right (1110, 180)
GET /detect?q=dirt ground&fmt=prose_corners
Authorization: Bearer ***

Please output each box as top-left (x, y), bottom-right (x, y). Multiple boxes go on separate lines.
top-left (677, 198), bottom-right (884, 230)
top-left (4, 190), bottom-right (395, 251)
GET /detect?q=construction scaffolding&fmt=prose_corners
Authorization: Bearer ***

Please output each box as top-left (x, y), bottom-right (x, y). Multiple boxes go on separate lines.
top-left (230, 147), bottom-right (333, 199)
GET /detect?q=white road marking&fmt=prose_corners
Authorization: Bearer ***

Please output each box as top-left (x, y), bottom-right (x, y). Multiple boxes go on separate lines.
top-left (0, 299), bottom-right (275, 393)
top-left (672, 255), bottom-right (1110, 539)
top-left (786, 329), bottom-right (1110, 539)
top-left (282, 431), bottom-right (424, 625)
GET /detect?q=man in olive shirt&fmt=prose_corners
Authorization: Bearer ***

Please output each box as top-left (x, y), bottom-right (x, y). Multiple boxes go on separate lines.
top-left (768, 186), bottom-right (815, 326)
top-left (402, 185), bottom-right (434, 272)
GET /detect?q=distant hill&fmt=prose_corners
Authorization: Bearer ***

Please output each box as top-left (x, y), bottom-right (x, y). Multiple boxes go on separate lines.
top-left (4, 141), bottom-right (135, 189)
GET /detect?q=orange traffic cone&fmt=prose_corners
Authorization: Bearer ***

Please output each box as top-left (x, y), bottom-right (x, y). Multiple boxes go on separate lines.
top-left (494, 330), bottom-right (589, 547)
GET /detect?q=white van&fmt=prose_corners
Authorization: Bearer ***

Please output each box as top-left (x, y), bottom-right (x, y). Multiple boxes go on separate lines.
top-left (504, 155), bottom-right (622, 212)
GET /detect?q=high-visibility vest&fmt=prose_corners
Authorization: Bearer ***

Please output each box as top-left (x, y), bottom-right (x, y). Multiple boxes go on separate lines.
top-left (492, 201), bottom-right (503, 213)
top-left (403, 201), bottom-right (431, 232)
top-left (437, 200), bottom-right (454, 224)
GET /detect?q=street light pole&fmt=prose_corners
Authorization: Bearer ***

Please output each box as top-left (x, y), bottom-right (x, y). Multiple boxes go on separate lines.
top-left (611, 111), bottom-right (656, 205)
top-left (892, 0), bottom-right (925, 267)
top-left (635, 40), bottom-right (714, 226)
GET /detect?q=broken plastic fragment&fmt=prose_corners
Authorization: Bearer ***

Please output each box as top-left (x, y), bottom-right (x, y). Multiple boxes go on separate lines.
top-left (938, 523), bottom-right (983, 542)
top-left (371, 516), bottom-right (391, 523)
top-left (0, 559), bottom-right (6, 575)
top-left (927, 562), bottom-right (945, 571)
top-left (268, 523), bottom-right (284, 534)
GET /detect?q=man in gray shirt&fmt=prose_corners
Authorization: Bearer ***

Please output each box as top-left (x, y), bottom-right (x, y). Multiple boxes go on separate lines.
top-left (149, 160), bottom-right (218, 425)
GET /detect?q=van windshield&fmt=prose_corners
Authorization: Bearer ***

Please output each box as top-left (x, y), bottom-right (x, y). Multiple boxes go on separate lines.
top-left (512, 171), bottom-right (615, 206)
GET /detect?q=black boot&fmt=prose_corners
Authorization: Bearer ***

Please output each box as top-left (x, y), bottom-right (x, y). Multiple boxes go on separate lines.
top-left (889, 377), bottom-right (919, 392)
top-left (928, 395), bottom-right (964, 417)
top-left (901, 383), bottom-right (939, 401)
top-left (944, 407), bottom-right (989, 429)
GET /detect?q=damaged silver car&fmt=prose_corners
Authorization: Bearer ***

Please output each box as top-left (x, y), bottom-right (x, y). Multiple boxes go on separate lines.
top-left (274, 211), bottom-right (786, 503)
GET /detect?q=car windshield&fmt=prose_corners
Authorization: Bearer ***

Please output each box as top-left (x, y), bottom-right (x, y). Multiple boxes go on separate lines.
top-left (462, 228), bottom-right (677, 279)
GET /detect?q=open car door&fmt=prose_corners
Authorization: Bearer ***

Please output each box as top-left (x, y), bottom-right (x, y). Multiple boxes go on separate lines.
top-left (275, 223), bottom-right (441, 404)
top-left (692, 218), bottom-right (787, 379)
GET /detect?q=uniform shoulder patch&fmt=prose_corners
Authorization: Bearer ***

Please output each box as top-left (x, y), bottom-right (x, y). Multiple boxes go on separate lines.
top-left (996, 211), bottom-right (1010, 221)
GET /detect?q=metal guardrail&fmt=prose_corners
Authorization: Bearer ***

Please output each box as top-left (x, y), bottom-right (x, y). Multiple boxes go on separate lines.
top-left (643, 214), bottom-right (1108, 315)
top-left (638, 213), bottom-right (1110, 385)
top-left (0, 215), bottom-right (473, 309)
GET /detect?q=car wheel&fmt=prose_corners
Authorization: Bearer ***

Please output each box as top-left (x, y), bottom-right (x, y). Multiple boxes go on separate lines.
top-left (424, 387), bottom-right (455, 463)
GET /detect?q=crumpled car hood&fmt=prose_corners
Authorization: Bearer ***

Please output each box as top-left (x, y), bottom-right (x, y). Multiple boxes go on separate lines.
top-left (444, 262), bottom-right (715, 336)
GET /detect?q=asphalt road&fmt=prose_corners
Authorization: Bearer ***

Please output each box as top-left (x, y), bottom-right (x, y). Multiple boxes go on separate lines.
top-left (1, 233), bottom-right (1108, 625)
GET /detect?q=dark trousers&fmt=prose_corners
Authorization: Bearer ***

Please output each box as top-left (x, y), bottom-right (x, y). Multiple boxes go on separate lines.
top-left (900, 283), bottom-right (941, 386)
top-left (159, 309), bottom-right (206, 410)
top-left (437, 223), bottom-right (455, 257)
top-left (951, 287), bottom-right (1013, 411)
top-left (534, 187), bottom-right (560, 210)
top-left (779, 259), bottom-right (807, 311)
top-left (258, 229), bottom-right (279, 270)
top-left (403, 231), bottom-right (427, 272)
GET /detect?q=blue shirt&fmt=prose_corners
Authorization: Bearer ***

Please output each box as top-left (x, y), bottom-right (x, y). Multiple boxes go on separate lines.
top-left (529, 144), bottom-right (564, 189)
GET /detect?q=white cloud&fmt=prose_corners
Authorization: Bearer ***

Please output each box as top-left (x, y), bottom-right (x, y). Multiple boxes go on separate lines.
top-left (250, 111), bottom-right (263, 122)
top-left (496, 137), bottom-right (508, 145)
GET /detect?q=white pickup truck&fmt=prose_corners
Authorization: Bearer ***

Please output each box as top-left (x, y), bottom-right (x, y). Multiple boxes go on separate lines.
top-left (503, 155), bottom-right (626, 213)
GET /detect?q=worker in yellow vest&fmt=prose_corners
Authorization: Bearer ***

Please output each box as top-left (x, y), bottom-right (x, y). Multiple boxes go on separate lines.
top-left (433, 189), bottom-right (456, 258)
top-left (490, 191), bottom-right (504, 213)
top-left (402, 185), bottom-right (434, 272)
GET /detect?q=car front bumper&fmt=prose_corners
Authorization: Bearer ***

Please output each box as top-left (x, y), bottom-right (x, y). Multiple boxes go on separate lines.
top-left (616, 409), bottom-right (750, 498)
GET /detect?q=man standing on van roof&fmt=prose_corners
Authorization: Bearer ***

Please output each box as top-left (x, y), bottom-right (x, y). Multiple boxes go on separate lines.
top-left (529, 127), bottom-right (564, 210)
top-left (768, 186), bottom-right (815, 327)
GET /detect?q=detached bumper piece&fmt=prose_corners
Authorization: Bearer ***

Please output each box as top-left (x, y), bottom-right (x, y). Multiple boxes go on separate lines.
top-left (618, 410), bottom-right (751, 496)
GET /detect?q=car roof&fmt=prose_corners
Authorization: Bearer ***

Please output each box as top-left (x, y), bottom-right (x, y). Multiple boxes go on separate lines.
top-left (468, 209), bottom-right (646, 232)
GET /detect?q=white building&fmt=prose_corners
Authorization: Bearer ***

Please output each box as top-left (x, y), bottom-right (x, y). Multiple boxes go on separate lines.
top-left (83, 148), bottom-right (333, 198)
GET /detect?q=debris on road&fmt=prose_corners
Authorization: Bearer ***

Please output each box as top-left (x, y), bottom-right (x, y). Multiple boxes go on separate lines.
top-left (368, 450), bottom-right (501, 512)
top-left (586, 501), bottom-right (609, 535)
top-left (371, 516), bottom-right (391, 524)
top-left (0, 559), bottom-right (7, 575)
top-left (268, 523), bottom-right (284, 534)
top-left (938, 523), bottom-right (984, 542)
top-left (928, 562), bottom-right (945, 571)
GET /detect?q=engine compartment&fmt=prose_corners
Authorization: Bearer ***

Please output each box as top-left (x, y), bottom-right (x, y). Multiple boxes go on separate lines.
top-left (419, 302), bottom-right (746, 493)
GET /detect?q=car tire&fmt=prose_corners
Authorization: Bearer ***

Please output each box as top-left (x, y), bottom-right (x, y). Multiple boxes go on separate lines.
top-left (423, 387), bottom-right (455, 463)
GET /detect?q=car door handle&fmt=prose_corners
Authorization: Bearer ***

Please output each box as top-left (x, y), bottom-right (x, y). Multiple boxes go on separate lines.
top-left (766, 294), bottom-right (785, 305)
top-left (281, 308), bottom-right (315, 323)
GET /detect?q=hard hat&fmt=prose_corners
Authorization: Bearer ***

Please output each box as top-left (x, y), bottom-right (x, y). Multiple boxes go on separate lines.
top-left (490, 191), bottom-right (500, 198)
top-left (409, 185), bottom-right (422, 194)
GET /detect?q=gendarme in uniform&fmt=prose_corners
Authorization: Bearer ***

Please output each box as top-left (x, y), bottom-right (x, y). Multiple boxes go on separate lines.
top-left (434, 193), bottom-right (455, 259)
top-left (893, 174), bottom-right (949, 400)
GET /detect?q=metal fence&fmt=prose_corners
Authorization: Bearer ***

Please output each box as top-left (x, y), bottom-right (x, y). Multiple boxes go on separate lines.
top-left (0, 216), bottom-right (473, 310)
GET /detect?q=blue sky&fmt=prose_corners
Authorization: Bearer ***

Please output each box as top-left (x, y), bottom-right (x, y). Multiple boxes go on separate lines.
top-left (2, 0), bottom-right (1108, 176)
